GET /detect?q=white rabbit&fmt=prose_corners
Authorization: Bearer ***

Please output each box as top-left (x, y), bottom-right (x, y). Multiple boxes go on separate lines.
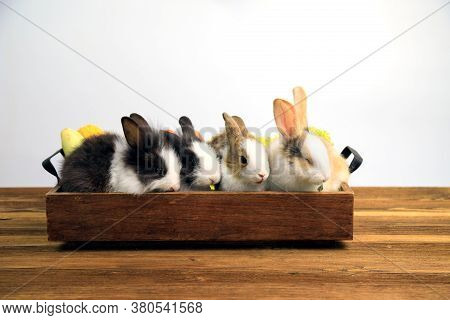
top-left (267, 87), bottom-right (349, 192)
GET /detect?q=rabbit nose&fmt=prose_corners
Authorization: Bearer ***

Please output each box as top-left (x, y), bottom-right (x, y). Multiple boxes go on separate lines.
top-left (209, 177), bottom-right (216, 184)
top-left (258, 173), bottom-right (266, 178)
top-left (168, 185), bottom-right (180, 192)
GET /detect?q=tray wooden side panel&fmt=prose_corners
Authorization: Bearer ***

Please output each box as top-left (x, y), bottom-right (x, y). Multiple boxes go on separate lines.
top-left (46, 190), bottom-right (353, 241)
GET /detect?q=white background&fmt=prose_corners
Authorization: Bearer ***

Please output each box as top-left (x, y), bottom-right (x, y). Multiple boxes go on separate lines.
top-left (0, 0), bottom-right (449, 187)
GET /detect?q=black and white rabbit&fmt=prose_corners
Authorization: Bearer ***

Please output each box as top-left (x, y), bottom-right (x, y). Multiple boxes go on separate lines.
top-left (176, 116), bottom-right (221, 190)
top-left (114, 113), bottom-right (220, 191)
top-left (59, 114), bottom-right (182, 193)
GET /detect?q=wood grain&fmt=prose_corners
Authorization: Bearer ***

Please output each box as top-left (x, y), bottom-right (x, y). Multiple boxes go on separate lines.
top-left (46, 188), bottom-right (353, 241)
top-left (0, 187), bottom-right (449, 299)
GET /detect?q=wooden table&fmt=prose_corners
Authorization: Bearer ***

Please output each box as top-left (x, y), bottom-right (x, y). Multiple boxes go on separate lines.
top-left (0, 187), bottom-right (449, 299)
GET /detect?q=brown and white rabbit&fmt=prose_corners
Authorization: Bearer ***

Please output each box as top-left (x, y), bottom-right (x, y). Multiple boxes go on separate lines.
top-left (267, 87), bottom-right (349, 192)
top-left (209, 113), bottom-right (270, 191)
top-left (59, 113), bottom-right (182, 194)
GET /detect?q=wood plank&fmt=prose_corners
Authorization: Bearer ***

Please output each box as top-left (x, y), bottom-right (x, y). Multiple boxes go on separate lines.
top-left (354, 187), bottom-right (450, 210)
top-left (1, 269), bottom-right (448, 300)
top-left (0, 242), bottom-right (448, 273)
top-left (46, 191), bottom-right (353, 241)
top-left (0, 187), bottom-right (449, 300)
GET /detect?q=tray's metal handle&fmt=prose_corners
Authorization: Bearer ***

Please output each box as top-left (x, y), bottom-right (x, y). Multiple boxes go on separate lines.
top-left (42, 148), bottom-right (65, 183)
top-left (341, 146), bottom-right (363, 174)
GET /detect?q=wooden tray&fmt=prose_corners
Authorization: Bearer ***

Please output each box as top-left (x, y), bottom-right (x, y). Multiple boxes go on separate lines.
top-left (46, 184), bottom-right (353, 242)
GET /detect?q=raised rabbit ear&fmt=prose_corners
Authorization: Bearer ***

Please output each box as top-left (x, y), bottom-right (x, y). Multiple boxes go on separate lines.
top-left (223, 112), bottom-right (242, 152)
top-left (195, 130), bottom-right (204, 142)
top-left (232, 115), bottom-right (249, 137)
top-left (292, 86), bottom-right (308, 130)
top-left (122, 117), bottom-right (159, 151)
top-left (130, 113), bottom-right (151, 129)
top-left (273, 99), bottom-right (299, 138)
top-left (179, 116), bottom-right (196, 145)
top-left (122, 117), bottom-right (142, 149)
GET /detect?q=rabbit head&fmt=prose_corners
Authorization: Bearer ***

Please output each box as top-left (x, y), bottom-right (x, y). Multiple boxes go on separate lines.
top-left (178, 116), bottom-right (221, 189)
top-left (121, 114), bottom-right (181, 192)
top-left (222, 112), bottom-right (270, 186)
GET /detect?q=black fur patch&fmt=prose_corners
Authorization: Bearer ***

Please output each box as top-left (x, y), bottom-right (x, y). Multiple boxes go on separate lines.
top-left (124, 147), bottom-right (167, 185)
top-left (179, 116), bottom-right (201, 145)
top-left (162, 131), bottom-right (200, 186)
top-left (180, 148), bottom-right (200, 185)
top-left (60, 134), bottom-right (117, 192)
top-left (124, 130), bottom-right (167, 185)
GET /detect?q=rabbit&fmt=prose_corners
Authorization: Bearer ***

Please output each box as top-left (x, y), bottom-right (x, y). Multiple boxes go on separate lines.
top-left (130, 114), bottom-right (221, 190)
top-left (59, 113), bottom-right (182, 194)
top-left (267, 87), bottom-right (349, 192)
top-left (176, 116), bottom-right (221, 190)
top-left (209, 113), bottom-right (270, 191)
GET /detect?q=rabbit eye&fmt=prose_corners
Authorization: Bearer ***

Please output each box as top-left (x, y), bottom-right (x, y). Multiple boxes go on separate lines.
top-left (240, 156), bottom-right (248, 166)
top-left (290, 146), bottom-right (301, 156)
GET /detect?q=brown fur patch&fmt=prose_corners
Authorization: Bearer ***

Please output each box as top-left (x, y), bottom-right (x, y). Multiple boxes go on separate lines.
top-left (321, 137), bottom-right (350, 191)
top-left (209, 132), bottom-right (256, 178)
top-left (281, 131), bottom-right (311, 171)
top-left (209, 132), bottom-right (228, 153)
top-left (231, 116), bottom-right (249, 137)
top-left (281, 130), bottom-right (350, 189)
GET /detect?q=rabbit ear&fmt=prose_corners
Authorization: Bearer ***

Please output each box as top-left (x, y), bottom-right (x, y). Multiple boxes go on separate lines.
top-left (292, 86), bottom-right (308, 130)
top-left (122, 116), bottom-right (160, 151)
top-left (273, 99), bottom-right (299, 138)
top-left (232, 115), bottom-right (249, 137)
top-left (130, 113), bottom-right (151, 129)
top-left (122, 117), bottom-right (143, 149)
top-left (223, 112), bottom-right (242, 153)
top-left (195, 130), bottom-right (204, 142)
top-left (179, 116), bottom-right (196, 145)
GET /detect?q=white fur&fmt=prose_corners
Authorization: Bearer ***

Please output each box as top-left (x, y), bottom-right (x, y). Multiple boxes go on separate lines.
top-left (109, 137), bottom-right (181, 194)
top-left (147, 146), bottom-right (181, 192)
top-left (268, 133), bottom-right (330, 192)
top-left (109, 138), bottom-right (145, 194)
top-left (187, 141), bottom-right (221, 190)
top-left (219, 138), bottom-right (270, 192)
top-left (305, 134), bottom-right (331, 182)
